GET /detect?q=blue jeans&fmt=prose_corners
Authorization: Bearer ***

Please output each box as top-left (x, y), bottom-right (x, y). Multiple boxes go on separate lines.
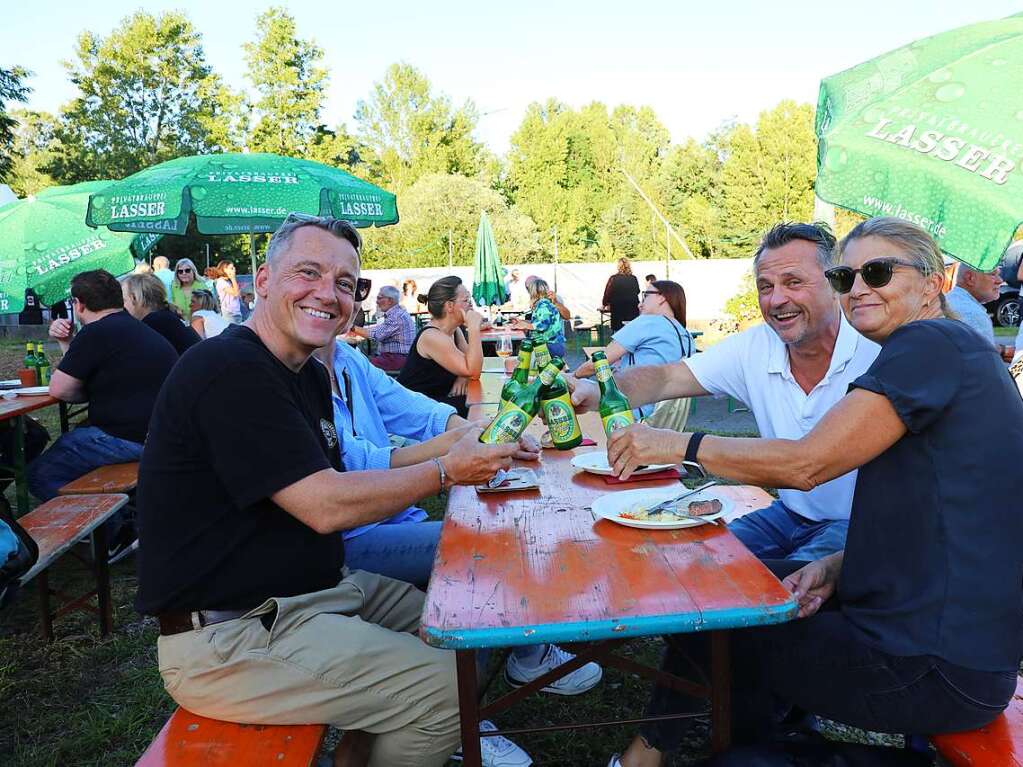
top-left (547, 341), bottom-right (566, 358)
top-left (728, 500), bottom-right (848, 561)
top-left (343, 520), bottom-right (442, 588)
top-left (27, 426), bottom-right (143, 502)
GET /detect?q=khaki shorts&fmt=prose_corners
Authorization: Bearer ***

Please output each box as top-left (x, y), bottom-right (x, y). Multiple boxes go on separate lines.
top-left (157, 569), bottom-right (460, 767)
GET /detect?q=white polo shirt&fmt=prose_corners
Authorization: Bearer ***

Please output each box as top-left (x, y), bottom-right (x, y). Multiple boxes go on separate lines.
top-left (686, 316), bottom-right (880, 522)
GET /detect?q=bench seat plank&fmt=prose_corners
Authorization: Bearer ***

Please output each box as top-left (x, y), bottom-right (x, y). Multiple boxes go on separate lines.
top-left (136, 709), bottom-right (326, 767)
top-left (932, 679), bottom-right (1023, 766)
top-left (58, 462), bottom-right (139, 495)
top-left (21, 494), bottom-right (129, 583)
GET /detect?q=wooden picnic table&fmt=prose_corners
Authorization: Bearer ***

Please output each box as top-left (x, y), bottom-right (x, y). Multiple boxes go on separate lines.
top-left (0, 394), bottom-right (67, 516)
top-left (465, 372), bottom-right (507, 407)
top-left (422, 411), bottom-right (797, 765)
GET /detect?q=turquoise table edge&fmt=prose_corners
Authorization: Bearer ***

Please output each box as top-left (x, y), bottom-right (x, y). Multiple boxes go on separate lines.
top-left (420, 598), bottom-right (798, 650)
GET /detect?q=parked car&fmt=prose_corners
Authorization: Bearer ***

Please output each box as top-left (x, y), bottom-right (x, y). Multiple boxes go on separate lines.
top-left (985, 285), bottom-right (1021, 328)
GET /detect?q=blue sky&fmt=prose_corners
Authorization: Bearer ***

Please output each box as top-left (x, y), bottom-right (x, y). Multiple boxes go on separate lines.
top-left (4, 1), bottom-right (1020, 153)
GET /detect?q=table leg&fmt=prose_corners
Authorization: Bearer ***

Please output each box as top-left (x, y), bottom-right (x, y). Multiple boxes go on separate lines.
top-left (455, 650), bottom-right (482, 767)
top-left (710, 630), bottom-right (731, 753)
top-left (91, 523), bottom-right (112, 636)
top-left (12, 414), bottom-right (28, 517)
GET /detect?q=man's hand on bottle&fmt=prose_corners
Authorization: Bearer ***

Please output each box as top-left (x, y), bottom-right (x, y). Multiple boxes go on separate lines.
top-left (607, 423), bottom-right (684, 480)
top-left (442, 427), bottom-right (517, 485)
top-left (564, 373), bottom-right (599, 413)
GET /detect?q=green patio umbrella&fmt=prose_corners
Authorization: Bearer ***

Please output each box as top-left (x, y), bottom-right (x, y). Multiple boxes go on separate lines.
top-left (85, 152), bottom-right (399, 275)
top-left (815, 14), bottom-right (1023, 270)
top-left (0, 182), bottom-right (159, 314)
top-left (471, 212), bottom-right (507, 307)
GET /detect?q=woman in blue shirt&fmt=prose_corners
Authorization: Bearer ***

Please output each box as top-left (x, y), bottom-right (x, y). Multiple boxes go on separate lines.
top-left (573, 280), bottom-right (692, 418)
top-left (604, 218), bottom-right (1023, 767)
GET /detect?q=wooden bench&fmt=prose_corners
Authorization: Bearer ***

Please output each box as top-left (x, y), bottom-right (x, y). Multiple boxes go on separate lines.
top-left (57, 461), bottom-right (139, 495)
top-left (19, 493), bottom-right (129, 640)
top-left (136, 708), bottom-right (327, 766)
top-left (931, 678), bottom-right (1023, 766)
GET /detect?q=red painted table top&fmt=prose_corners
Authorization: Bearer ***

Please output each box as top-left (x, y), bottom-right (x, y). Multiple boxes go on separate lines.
top-left (479, 329), bottom-right (526, 344)
top-left (932, 678), bottom-right (1023, 766)
top-left (22, 493), bottom-right (129, 582)
top-left (58, 461), bottom-right (139, 495)
top-left (0, 394), bottom-right (58, 421)
top-left (421, 412), bottom-right (796, 649)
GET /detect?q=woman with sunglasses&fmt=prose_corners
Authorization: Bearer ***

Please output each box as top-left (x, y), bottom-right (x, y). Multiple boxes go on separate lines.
top-left (396, 276), bottom-right (482, 418)
top-left (604, 217), bottom-right (1023, 767)
top-left (169, 257), bottom-right (210, 321)
top-left (573, 280), bottom-right (692, 420)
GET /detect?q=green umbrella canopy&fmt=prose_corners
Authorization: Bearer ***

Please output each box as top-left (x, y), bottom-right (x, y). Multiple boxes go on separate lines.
top-left (472, 212), bottom-right (507, 307)
top-left (815, 14), bottom-right (1023, 270)
top-left (85, 153), bottom-right (399, 235)
top-left (0, 182), bottom-right (158, 314)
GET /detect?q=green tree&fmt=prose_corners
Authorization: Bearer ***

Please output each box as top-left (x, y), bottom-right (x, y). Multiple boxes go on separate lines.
top-left (718, 101), bottom-right (817, 257)
top-left (8, 109), bottom-right (59, 196)
top-left (354, 63), bottom-right (487, 190)
top-left (50, 11), bottom-right (239, 182)
top-left (243, 7), bottom-right (327, 156)
top-left (363, 173), bottom-right (541, 268)
top-left (655, 138), bottom-right (723, 257)
top-left (0, 66), bottom-right (31, 183)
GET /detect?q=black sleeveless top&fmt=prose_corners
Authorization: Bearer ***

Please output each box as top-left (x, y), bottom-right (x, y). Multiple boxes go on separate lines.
top-left (397, 326), bottom-right (459, 403)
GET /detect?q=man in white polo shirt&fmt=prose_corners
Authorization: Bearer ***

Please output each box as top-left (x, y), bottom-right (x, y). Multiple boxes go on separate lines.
top-left (570, 222), bottom-right (880, 560)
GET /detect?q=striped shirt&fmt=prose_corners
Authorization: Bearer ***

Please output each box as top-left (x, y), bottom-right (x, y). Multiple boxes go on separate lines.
top-left (368, 304), bottom-right (415, 355)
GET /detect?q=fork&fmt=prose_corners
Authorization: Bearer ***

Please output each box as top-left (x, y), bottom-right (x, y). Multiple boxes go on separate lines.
top-left (642, 480), bottom-right (720, 516)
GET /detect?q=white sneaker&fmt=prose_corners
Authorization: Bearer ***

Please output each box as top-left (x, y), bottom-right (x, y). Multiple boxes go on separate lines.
top-left (504, 644), bottom-right (603, 696)
top-left (450, 719), bottom-right (533, 767)
top-left (607, 755), bottom-right (624, 767)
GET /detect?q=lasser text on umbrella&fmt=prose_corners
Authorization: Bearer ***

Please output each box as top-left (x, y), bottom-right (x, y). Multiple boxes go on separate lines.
top-left (865, 117), bottom-right (1015, 185)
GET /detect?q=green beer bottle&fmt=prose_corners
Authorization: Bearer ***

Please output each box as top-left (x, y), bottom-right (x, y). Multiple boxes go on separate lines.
top-left (23, 343), bottom-right (36, 385)
top-left (35, 343), bottom-right (50, 386)
top-left (511, 339), bottom-right (533, 388)
top-left (540, 356), bottom-right (582, 449)
top-left (531, 335), bottom-right (551, 375)
top-left (592, 350), bottom-right (636, 436)
top-left (498, 339), bottom-right (534, 409)
top-left (480, 362), bottom-right (561, 444)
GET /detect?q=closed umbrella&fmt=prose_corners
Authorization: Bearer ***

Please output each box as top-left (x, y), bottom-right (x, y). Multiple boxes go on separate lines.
top-left (815, 14), bottom-right (1023, 269)
top-left (85, 153), bottom-right (398, 276)
top-left (0, 182), bottom-right (158, 313)
top-left (471, 212), bottom-right (507, 307)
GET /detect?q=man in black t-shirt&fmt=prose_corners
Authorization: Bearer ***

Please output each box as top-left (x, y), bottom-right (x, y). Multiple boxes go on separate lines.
top-left (27, 270), bottom-right (177, 498)
top-left (136, 215), bottom-right (517, 767)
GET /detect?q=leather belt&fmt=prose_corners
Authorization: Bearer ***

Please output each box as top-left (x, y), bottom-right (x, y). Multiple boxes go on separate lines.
top-left (157, 608), bottom-right (253, 636)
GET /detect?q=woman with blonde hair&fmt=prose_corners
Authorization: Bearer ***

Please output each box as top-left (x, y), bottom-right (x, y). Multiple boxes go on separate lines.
top-left (604, 217), bottom-right (1023, 766)
top-left (121, 273), bottom-right (200, 355)
top-left (400, 278), bottom-right (419, 314)
top-left (601, 256), bottom-right (641, 332)
top-left (513, 277), bottom-right (566, 357)
top-left (189, 289), bottom-right (230, 339)
top-left (169, 257), bottom-right (209, 321)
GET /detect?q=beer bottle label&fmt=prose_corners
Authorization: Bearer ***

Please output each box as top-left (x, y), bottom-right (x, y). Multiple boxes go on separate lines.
top-left (602, 411), bottom-right (635, 436)
top-left (594, 361), bottom-right (612, 383)
top-left (480, 403), bottom-right (532, 444)
top-left (533, 345), bottom-right (551, 371)
top-left (543, 394), bottom-right (581, 445)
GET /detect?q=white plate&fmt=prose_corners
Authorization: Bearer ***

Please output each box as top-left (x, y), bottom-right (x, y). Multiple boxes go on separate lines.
top-left (0, 379), bottom-right (21, 390)
top-left (11, 386), bottom-right (50, 396)
top-left (571, 451), bottom-right (675, 476)
top-left (591, 486), bottom-right (732, 530)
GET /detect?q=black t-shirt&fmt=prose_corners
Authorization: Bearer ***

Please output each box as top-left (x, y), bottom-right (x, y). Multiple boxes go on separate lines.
top-left (142, 309), bottom-right (201, 356)
top-left (842, 319), bottom-right (1023, 672)
top-left (134, 325), bottom-right (343, 614)
top-left (57, 310), bottom-right (178, 444)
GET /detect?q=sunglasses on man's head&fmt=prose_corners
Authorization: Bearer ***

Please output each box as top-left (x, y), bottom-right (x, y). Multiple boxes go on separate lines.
top-left (824, 258), bottom-right (919, 294)
top-left (353, 278), bottom-right (372, 302)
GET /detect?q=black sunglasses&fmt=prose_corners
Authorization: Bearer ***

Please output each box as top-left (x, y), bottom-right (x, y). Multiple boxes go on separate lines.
top-left (176, 267), bottom-right (193, 273)
top-left (824, 258), bottom-right (919, 294)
